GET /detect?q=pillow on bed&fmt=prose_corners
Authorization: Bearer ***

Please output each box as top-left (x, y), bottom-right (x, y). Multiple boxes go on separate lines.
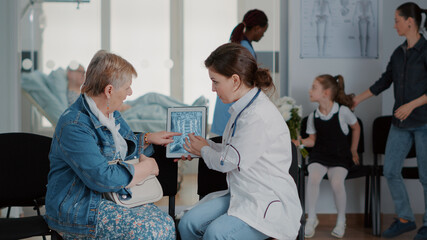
top-left (44, 68), bottom-right (68, 107)
top-left (21, 71), bottom-right (67, 125)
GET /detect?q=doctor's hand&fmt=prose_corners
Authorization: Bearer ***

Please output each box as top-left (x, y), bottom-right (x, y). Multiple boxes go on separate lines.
top-left (184, 133), bottom-right (209, 156)
top-left (174, 154), bottom-right (193, 163)
top-left (173, 133), bottom-right (209, 162)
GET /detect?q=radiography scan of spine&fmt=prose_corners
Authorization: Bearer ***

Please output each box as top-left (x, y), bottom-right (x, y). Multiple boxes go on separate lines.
top-left (353, 0), bottom-right (375, 57)
top-left (311, 0), bottom-right (332, 56)
top-left (170, 111), bottom-right (202, 154)
top-left (340, 0), bottom-right (350, 16)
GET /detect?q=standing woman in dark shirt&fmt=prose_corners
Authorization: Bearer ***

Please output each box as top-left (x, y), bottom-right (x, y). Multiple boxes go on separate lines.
top-left (353, 2), bottom-right (427, 239)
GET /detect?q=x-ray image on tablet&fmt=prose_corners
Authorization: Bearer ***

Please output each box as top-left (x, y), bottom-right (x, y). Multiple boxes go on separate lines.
top-left (166, 106), bottom-right (207, 158)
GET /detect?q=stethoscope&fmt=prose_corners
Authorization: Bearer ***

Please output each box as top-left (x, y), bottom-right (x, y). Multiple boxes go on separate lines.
top-left (220, 88), bottom-right (261, 166)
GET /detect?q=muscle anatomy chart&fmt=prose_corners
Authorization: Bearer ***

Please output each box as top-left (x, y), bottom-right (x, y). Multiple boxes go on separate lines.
top-left (301, 0), bottom-right (378, 58)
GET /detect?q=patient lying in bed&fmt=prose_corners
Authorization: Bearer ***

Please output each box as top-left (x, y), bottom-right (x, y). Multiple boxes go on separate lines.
top-left (21, 67), bottom-right (208, 132)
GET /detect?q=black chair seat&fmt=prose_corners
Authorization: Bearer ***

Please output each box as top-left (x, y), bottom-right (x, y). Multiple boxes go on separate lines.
top-left (401, 168), bottom-right (419, 179)
top-left (0, 216), bottom-right (50, 240)
top-left (347, 165), bottom-right (373, 179)
top-left (375, 166), bottom-right (419, 179)
top-left (0, 132), bottom-right (63, 239)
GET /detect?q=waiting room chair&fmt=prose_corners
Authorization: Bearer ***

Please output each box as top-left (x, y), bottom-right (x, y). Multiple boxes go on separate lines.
top-left (151, 143), bottom-right (178, 219)
top-left (371, 115), bottom-right (417, 236)
top-left (0, 132), bottom-right (178, 239)
top-left (197, 138), bottom-right (305, 240)
top-left (133, 132), bottom-right (178, 220)
top-left (299, 117), bottom-right (374, 230)
top-left (0, 132), bottom-right (62, 240)
top-left (197, 136), bottom-right (227, 199)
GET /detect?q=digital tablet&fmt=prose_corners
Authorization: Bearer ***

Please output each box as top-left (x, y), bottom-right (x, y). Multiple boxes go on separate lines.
top-left (166, 106), bottom-right (207, 158)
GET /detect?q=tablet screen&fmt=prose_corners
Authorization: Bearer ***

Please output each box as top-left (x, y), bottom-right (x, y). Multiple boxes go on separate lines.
top-left (166, 106), bottom-right (207, 158)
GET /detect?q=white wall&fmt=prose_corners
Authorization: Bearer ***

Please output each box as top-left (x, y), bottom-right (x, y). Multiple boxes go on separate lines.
top-left (0, 1), bottom-right (21, 133)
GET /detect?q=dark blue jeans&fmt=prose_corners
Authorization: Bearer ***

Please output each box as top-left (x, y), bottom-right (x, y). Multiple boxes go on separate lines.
top-left (383, 124), bottom-right (427, 225)
top-left (178, 193), bottom-right (268, 240)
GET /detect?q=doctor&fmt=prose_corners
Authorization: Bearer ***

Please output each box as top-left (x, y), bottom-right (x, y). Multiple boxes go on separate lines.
top-left (177, 43), bottom-right (302, 240)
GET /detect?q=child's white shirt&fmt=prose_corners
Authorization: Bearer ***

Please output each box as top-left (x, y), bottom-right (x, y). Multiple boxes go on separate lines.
top-left (306, 102), bottom-right (357, 136)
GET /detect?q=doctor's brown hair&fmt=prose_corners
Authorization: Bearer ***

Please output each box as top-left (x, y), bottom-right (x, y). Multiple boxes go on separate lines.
top-left (204, 43), bottom-right (274, 92)
top-left (81, 50), bottom-right (137, 97)
top-left (316, 74), bottom-right (354, 108)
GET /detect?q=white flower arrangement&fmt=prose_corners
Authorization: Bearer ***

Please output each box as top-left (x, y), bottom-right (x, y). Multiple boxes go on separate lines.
top-left (273, 97), bottom-right (303, 123)
top-left (273, 96), bottom-right (308, 158)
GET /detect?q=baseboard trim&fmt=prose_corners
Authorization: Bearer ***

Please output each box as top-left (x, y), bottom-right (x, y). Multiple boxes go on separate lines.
top-left (307, 213), bottom-right (367, 227)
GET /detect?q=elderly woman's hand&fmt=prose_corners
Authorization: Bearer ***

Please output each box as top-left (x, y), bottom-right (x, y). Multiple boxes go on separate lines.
top-left (138, 154), bottom-right (159, 176)
top-left (128, 154), bottom-right (159, 188)
top-left (146, 131), bottom-right (182, 146)
top-left (183, 133), bottom-right (209, 157)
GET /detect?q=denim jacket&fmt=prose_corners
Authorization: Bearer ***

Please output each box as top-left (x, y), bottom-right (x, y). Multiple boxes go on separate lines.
top-left (370, 35), bottom-right (427, 128)
top-left (44, 95), bottom-right (153, 237)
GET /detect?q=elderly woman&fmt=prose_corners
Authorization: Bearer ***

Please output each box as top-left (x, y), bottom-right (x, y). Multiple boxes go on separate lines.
top-left (45, 50), bottom-right (179, 239)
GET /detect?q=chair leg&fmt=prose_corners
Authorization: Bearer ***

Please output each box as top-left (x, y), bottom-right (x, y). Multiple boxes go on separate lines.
top-left (372, 167), bottom-right (381, 236)
top-left (6, 206), bottom-right (11, 218)
top-left (51, 230), bottom-right (64, 240)
top-left (298, 164), bottom-right (306, 215)
top-left (299, 213), bottom-right (305, 240)
top-left (33, 199), bottom-right (42, 216)
top-left (169, 195), bottom-right (176, 220)
top-left (372, 168), bottom-right (377, 235)
top-left (370, 167), bottom-right (378, 236)
top-left (364, 174), bottom-right (372, 227)
top-left (376, 171), bottom-right (381, 236)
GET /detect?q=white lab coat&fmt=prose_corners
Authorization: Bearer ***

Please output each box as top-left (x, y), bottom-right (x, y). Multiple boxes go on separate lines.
top-left (201, 87), bottom-right (302, 240)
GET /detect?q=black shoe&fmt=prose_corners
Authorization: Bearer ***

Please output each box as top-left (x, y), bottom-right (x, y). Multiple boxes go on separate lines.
top-left (414, 226), bottom-right (427, 240)
top-left (382, 218), bottom-right (416, 238)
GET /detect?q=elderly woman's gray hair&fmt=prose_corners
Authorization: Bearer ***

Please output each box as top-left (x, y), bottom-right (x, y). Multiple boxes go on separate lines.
top-left (81, 50), bottom-right (137, 96)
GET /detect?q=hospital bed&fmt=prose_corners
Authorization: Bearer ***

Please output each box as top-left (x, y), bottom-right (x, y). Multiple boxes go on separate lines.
top-left (21, 68), bottom-right (209, 133)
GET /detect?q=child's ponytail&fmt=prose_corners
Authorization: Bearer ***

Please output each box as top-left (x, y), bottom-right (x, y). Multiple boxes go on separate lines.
top-left (334, 75), bottom-right (354, 109)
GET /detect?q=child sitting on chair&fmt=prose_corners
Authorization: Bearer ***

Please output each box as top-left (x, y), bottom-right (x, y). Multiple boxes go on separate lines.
top-left (293, 74), bottom-right (360, 239)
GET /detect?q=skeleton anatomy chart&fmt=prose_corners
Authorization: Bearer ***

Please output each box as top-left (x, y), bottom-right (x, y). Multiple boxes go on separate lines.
top-left (301, 0), bottom-right (378, 58)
